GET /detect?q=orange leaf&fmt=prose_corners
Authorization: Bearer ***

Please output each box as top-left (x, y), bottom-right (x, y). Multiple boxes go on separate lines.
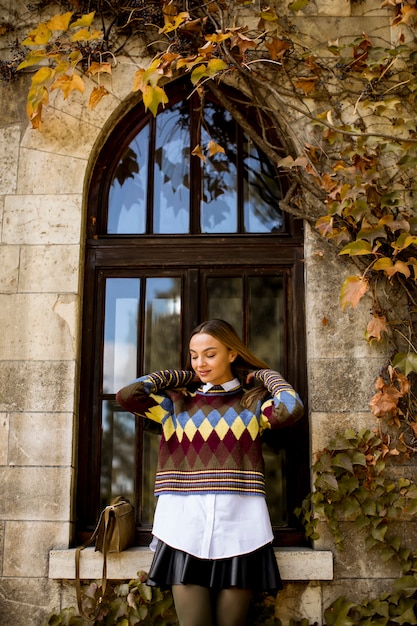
top-left (265, 38), bottom-right (290, 60)
top-left (366, 312), bottom-right (387, 342)
top-left (340, 276), bottom-right (368, 310)
top-left (207, 140), bottom-right (225, 157)
top-left (369, 385), bottom-right (402, 418)
top-left (192, 144), bottom-right (206, 162)
top-left (293, 77), bottom-right (318, 94)
top-left (51, 73), bottom-right (85, 98)
top-left (87, 62), bottom-right (112, 76)
top-left (89, 85), bottom-right (109, 110)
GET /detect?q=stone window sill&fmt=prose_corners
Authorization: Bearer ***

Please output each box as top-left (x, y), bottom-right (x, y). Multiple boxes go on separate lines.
top-left (49, 547), bottom-right (333, 581)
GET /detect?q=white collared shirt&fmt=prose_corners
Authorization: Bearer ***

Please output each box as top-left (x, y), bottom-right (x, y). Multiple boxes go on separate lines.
top-left (150, 378), bottom-right (274, 559)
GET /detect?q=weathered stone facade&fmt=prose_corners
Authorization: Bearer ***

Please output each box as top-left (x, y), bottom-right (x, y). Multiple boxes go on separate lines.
top-left (0, 1), bottom-right (411, 624)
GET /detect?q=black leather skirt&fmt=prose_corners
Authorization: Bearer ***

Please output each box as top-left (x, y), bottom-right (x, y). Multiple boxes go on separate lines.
top-left (147, 540), bottom-right (282, 592)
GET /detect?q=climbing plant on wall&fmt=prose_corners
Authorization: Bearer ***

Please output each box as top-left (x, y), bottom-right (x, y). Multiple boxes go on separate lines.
top-left (3, 1), bottom-right (417, 623)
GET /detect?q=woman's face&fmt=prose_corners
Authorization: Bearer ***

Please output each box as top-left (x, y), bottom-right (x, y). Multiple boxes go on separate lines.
top-left (189, 332), bottom-right (237, 386)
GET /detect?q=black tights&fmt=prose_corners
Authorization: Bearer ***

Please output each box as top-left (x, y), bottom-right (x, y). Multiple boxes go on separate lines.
top-left (171, 584), bottom-right (253, 626)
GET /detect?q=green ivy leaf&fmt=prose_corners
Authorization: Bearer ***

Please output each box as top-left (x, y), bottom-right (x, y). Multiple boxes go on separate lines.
top-left (392, 352), bottom-right (417, 375)
top-left (333, 453), bottom-right (354, 473)
top-left (339, 239), bottom-right (373, 256)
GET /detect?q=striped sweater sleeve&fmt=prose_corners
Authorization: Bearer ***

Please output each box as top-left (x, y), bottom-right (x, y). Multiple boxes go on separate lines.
top-left (116, 369), bottom-right (194, 423)
top-left (253, 369), bottom-right (304, 430)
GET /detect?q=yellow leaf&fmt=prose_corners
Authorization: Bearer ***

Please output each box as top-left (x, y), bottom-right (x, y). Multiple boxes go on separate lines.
top-left (340, 276), bottom-right (368, 310)
top-left (17, 50), bottom-right (47, 70)
top-left (192, 144), bottom-right (207, 162)
top-left (22, 23), bottom-right (52, 46)
top-left (31, 66), bottom-right (55, 88)
top-left (373, 257), bottom-right (411, 279)
top-left (71, 28), bottom-right (102, 42)
top-left (87, 62), bottom-right (112, 76)
top-left (47, 12), bottom-right (73, 32)
top-left (205, 32), bottom-right (231, 43)
top-left (70, 12), bottom-right (95, 29)
top-left (51, 73), bottom-right (85, 99)
top-left (142, 84), bottom-right (168, 116)
top-left (69, 50), bottom-right (83, 67)
top-left (190, 59), bottom-right (227, 85)
top-left (159, 11), bottom-right (189, 34)
top-left (339, 239), bottom-right (373, 256)
top-left (89, 86), bottom-right (109, 110)
top-left (207, 140), bottom-right (225, 157)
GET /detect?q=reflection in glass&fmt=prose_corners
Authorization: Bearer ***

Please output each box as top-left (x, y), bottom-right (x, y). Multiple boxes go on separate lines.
top-left (101, 400), bottom-right (135, 509)
top-left (201, 104), bottom-right (237, 233)
top-left (103, 278), bottom-right (140, 394)
top-left (248, 275), bottom-right (284, 372)
top-left (144, 277), bottom-right (182, 372)
top-left (243, 138), bottom-right (284, 233)
top-left (154, 102), bottom-right (190, 233)
top-left (108, 128), bottom-right (149, 234)
top-left (206, 277), bottom-right (242, 336)
top-left (142, 430), bottom-right (160, 524)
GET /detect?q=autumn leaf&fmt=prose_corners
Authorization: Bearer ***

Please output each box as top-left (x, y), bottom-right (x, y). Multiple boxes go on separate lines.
top-left (17, 50), bottom-right (48, 71)
top-left (369, 384), bottom-right (402, 418)
top-left (87, 62), bottom-right (112, 77)
top-left (340, 276), bottom-right (368, 310)
top-left (191, 144), bottom-right (207, 162)
top-left (47, 12), bottom-right (73, 32)
top-left (159, 11), bottom-right (189, 34)
top-left (22, 22), bottom-right (52, 46)
top-left (142, 84), bottom-right (169, 116)
top-left (51, 73), bottom-right (85, 98)
top-left (339, 239), bottom-right (373, 256)
top-left (89, 86), bottom-right (109, 110)
top-left (288, 0), bottom-right (310, 10)
top-left (315, 215), bottom-right (334, 237)
top-left (207, 140), bottom-right (225, 157)
top-left (392, 233), bottom-right (417, 253)
top-left (265, 38), bottom-right (291, 60)
top-left (190, 59), bottom-right (228, 85)
top-left (71, 27), bottom-right (102, 42)
top-left (373, 257), bottom-right (411, 279)
top-left (365, 311), bottom-right (387, 342)
top-left (206, 32), bottom-right (231, 43)
top-left (293, 77), bottom-right (318, 94)
top-left (70, 12), bottom-right (95, 29)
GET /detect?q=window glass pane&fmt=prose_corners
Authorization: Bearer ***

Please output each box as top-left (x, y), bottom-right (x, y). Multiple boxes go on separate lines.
top-left (142, 430), bottom-right (160, 525)
top-left (154, 102), bottom-right (190, 234)
top-left (108, 129), bottom-right (149, 234)
top-left (144, 277), bottom-right (182, 371)
top-left (248, 275), bottom-right (284, 371)
top-left (101, 400), bottom-right (135, 508)
top-left (201, 104), bottom-right (237, 233)
top-left (206, 277), bottom-right (242, 336)
top-left (103, 278), bottom-right (140, 394)
top-left (243, 139), bottom-right (284, 233)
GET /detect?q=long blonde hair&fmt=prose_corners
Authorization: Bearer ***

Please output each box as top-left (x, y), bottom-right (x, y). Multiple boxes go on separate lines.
top-left (186, 319), bottom-right (270, 407)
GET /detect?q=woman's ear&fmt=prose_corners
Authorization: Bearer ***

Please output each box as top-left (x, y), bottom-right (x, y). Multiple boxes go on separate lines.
top-left (229, 350), bottom-right (238, 363)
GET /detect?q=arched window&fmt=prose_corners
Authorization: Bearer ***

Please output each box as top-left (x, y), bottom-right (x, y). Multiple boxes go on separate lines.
top-left (77, 81), bottom-right (309, 547)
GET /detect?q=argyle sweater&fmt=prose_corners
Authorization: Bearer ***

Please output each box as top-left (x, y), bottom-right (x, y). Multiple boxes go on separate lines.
top-left (116, 369), bottom-right (303, 497)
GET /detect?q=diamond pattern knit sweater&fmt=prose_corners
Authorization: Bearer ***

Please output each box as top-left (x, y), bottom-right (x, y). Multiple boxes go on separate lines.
top-left (116, 369), bottom-right (303, 498)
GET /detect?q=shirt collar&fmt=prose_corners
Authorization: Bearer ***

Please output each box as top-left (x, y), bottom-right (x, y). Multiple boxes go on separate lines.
top-left (201, 378), bottom-right (240, 393)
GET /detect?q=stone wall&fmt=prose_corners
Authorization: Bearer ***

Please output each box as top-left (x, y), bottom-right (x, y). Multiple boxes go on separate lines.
top-left (0, 1), bottom-right (407, 624)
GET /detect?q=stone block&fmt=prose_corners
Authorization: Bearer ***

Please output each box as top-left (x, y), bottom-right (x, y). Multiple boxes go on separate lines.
top-left (308, 357), bottom-right (382, 412)
top-left (0, 245), bottom-right (19, 293)
top-left (3, 195), bottom-right (82, 245)
top-left (8, 412), bottom-right (73, 466)
top-left (0, 466), bottom-right (72, 520)
top-left (0, 126), bottom-right (20, 194)
top-left (17, 149), bottom-right (87, 195)
top-left (19, 244), bottom-right (80, 293)
top-left (275, 581), bottom-right (323, 625)
top-left (0, 293), bottom-right (78, 360)
top-left (20, 104), bottom-right (101, 160)
top-left (315, 0), bottom-right (351, 15)
top-left (0, 413), bottom-right (9, 465)
top-left (4, 521), bottom-right (70, 577)
top-left (0, 577), bottom-right (61, 626)
top-left (310, 411), bottom-right (377, 455)
top-left (0, 361), bottom-right (76, 413)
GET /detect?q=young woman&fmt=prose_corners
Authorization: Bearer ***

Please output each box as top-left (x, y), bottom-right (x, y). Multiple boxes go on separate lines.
top-left (116, 319), bottom-right (303, 626)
